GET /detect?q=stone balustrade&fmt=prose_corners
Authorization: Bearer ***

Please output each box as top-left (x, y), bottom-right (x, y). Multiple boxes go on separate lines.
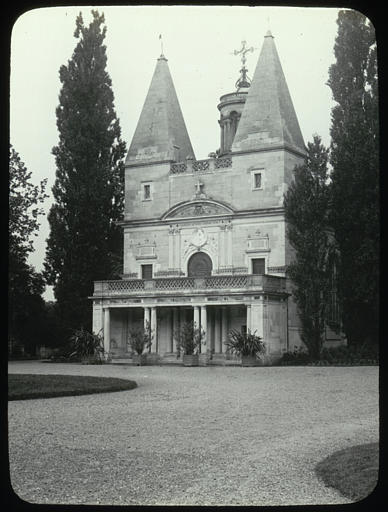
top-left (93, 274), bottom-right (287, 297)
top-left (170, 156), bottom-right (232, 175)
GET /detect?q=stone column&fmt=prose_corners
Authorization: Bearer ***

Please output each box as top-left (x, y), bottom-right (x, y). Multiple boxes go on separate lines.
top-left (126, 308), bottom-right (132, 353)
top-left (168, 227), bottom-right (174, 268)
top-left (103, 307), bottom-right (110, 356)
top-left (219, 226), bottom-right (226, 268)
top-left (193, 305), bottom-right (200, 330)
top-left (199, 305), bottom-right (208, 365)
top-left (221, 306), bottom-right (228, 353)
top-left (173, 307), bottom-right (179, 352)
top-left (225, 119), bottom-right (231, 151)
top-left (220, 120), bottom-right (225, 153)
top-left (226, 224), bottom-right (233, 266)
top-left (175, 229), bottom-right (181, 272)
top-left (150, 307), bottom-right (157, 353)
top-left (214, 307), bottom-right (221, 353)
top-left (200, 305), bottom-right (207, 353)
top-left (144, 306), bottom-right (150, 330)
top-left (166, 309), bottom-right (173, 353)
top-left (246, 304), bottom-right (252, 333)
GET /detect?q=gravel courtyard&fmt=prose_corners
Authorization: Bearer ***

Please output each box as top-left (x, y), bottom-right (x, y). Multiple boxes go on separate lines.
top-left (8, 361), bottom-right (379, 506)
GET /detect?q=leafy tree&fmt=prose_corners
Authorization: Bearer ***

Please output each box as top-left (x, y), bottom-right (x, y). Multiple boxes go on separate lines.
top-left (9, 145), bottom-right (48, 353)
top-left (284, 135), bottom-right (333, 360)
top-left (327, 10), bottom-right (379, 347)
top-left (44, 10), bottom-right (126, 333)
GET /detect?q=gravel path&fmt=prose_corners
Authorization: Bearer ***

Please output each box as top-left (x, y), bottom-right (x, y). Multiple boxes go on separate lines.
top-left (8, 361), bottom-right (379, 506)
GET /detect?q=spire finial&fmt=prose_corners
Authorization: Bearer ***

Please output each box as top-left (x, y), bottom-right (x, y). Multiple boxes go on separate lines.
top-left (159, 34), bottom-right (164, 57)
top-left (232, 40), bottom-right (256, 91)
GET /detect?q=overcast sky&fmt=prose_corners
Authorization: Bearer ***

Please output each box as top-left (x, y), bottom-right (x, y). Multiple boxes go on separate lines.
top-left (10, 5), bottom-right (342, 300)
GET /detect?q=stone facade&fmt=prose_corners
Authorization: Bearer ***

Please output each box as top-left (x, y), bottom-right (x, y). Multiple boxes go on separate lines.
top-left (92, 32), bottom-right (340, 364)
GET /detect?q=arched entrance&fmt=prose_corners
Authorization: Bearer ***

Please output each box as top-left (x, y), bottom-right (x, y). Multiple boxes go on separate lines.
top-left (187, 252), bottom-right (213, 277)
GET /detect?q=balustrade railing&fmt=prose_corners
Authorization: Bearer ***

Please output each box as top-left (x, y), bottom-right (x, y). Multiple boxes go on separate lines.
top-left (94, 274), bottom-right (286, 296)
top-left (169, 156), bottom-right (232, 175)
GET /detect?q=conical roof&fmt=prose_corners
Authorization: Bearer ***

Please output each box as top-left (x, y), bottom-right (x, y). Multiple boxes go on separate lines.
top-left (231, 31), bottom-right (305, 154)
top-left (126, 55), bottom-right (195, 165)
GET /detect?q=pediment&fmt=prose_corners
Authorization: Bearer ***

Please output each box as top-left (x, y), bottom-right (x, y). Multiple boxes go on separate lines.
top-left (162, 200), bottom-right (233, 220)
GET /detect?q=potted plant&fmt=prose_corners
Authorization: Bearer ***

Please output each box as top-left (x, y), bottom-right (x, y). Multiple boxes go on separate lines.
top-left (127, 323), bottom-right (152, 366)
top-left (174, 321), bottom-right (204, 366)
top-left (69, 327), bottom-right (105, 364)
top-left (226, 329), bottom-right (265, 366)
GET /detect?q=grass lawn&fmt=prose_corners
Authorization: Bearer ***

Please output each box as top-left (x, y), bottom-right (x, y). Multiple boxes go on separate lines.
top-left (8, 374), bottom-right (137, 401)
top-left (315, 442), bottom-right (379, 502)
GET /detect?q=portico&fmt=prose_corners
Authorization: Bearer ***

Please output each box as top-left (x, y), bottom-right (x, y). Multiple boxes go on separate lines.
top-left (93, 272), bottom-right (289, 364)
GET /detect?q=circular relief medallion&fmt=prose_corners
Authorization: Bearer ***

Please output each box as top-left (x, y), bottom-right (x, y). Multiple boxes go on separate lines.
top-left (191, 228), bottom-right (207, 248)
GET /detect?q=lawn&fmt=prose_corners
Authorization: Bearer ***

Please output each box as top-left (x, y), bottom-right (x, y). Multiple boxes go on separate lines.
top-left (8, 374), bottom-right (137, 400)
top-left (315, 442), bottom-right (379, 502)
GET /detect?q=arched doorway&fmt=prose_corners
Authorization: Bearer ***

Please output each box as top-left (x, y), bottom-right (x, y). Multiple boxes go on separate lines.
top-left (187, 252), bottom-right (212, 277)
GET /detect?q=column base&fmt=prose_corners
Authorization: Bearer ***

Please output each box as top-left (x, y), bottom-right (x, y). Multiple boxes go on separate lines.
top-left (199, 353), bottom-right (210, 366)
top-left (146, 353), bottom-right (161, 365)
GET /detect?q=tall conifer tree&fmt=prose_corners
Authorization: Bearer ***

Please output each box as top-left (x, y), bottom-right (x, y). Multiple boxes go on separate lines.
top-left (327, 10), bottom-right (379, 347)
top-left (44, 11), bottom-right (126, 332)
top-left (284, 136), bottom-right (333, 360)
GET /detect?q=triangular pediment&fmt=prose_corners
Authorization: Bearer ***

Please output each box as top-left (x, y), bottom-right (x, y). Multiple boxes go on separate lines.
top-left (162, 200), bottom-right (234, 220)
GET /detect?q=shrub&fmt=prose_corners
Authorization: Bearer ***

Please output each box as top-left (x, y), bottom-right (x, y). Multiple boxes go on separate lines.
top-left (280, 346), bottom-right (311, 365)
top-left (174, 321), bottom-right (204, 356)
top-left (226, 329), bottom-right (265, 357)
top-left (279, 343), bottom-right (379, 366)
top-left (127, 323), bottom-right (152, 355)
top-left (69, 327), bottom-right (104, 362)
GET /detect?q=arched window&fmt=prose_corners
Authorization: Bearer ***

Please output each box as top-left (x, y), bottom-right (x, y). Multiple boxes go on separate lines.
top-left (187, 252), bottom-right (213, 277)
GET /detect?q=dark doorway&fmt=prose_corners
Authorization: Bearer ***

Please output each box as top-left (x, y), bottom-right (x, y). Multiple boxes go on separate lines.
top-left (252, 258), bottom-right (265, 275)
top-left (187, 252), bottom-right (212, 277)
top-left (141, 264), bottom-right (153, 279)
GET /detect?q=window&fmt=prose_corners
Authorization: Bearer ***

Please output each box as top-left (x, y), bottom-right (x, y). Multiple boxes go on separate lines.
top-left (142, 182), bottom-right (152, 200)
top-left (141, 264), bottom-right (153, 280)
top-left (251, 169), bottom-right (264, 190)
top-left (252, 258), bottom-right (265, 275)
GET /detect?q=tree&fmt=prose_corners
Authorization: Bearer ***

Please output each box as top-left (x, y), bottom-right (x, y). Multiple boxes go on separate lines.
top-left (284, 135), bottom-right (333, 360)
top-left (44, 10), bottom-right (126, 333)
top-left (327, 10), bottom-right (379, 347)
top-left (9, 145), bottom-right (48, 353)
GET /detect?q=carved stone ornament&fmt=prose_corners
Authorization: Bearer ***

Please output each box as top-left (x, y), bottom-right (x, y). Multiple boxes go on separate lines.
top-left (168, 201), bottom-right (230, 218)
top-left (190, 228), bottom-right (207, 249)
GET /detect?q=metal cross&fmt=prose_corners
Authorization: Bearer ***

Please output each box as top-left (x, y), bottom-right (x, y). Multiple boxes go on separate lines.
top-left (233, 40), bottom-right (255, 68)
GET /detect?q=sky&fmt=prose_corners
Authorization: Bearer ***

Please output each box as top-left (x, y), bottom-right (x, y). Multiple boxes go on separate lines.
top-left (10, 5), bottom-right (343, 300)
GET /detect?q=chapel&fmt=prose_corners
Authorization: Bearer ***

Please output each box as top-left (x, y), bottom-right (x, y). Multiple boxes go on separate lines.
top-left (92, 31), bottom-right (340, 364)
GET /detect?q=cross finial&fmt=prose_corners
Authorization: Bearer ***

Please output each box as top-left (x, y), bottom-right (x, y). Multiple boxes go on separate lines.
top-left (233, 40), bottom-right (254, 67)
top-left (232, 40), bottom-right (256, 90)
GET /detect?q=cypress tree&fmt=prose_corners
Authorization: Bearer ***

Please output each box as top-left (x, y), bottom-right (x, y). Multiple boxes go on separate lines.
top-left (284, 135), bottom-right (333, 360)
top-left (327, 10), bottom-right (379, 347)
top-left (44, 11), bottom-right (126, 333)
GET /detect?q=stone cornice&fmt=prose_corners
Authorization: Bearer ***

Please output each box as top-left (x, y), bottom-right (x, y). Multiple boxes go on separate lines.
top-left (117, 206), bottom-right (284, 229)
top-left (231, 143), bottom-right (307, 159)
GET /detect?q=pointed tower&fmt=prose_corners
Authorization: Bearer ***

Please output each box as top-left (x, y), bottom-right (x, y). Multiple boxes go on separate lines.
top-left (231, 31), bottom-right (305, 155)
top-left (126, 54), bottom-right (195, 166)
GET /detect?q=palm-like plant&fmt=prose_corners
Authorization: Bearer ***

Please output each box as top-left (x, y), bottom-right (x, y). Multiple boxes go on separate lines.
top-left (174, 321), bottom-right (204, 356)
top-left (226, 329), bottom-right (265, 357)
top-left (127, 323), bottom-right (152, 356)
top-left (69, 327), bottom-right (104, 361)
